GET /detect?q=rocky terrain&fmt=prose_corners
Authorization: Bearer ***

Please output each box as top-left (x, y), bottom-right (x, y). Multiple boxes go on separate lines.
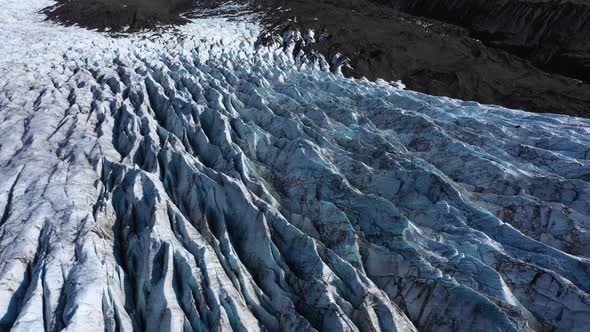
top-left (1, 0), bottom-right (590, 331)
top-left (381, 0), bottom-right (590, 83)
top-left (44, 0), bottom-right (590, 118)
top-left (246, 0), bottom-right (590, 117)
top-left (43, 0), bottom-right (195, 30)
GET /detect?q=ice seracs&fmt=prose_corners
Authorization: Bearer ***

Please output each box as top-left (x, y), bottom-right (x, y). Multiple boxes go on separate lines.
top-left (1, 0), bottom-right (590, 331)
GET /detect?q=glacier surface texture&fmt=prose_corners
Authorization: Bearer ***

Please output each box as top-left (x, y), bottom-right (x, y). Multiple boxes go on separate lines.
top-left (1, 0), bottom-right (590, 331)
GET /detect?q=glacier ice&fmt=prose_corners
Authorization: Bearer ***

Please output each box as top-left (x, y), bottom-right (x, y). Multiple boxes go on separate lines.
top-left (1, 0), bottom-right (590, 331)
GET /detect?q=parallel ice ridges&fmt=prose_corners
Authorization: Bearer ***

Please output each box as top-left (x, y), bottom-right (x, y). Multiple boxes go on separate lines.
top-left (93, 43), bottom-right (416, 331)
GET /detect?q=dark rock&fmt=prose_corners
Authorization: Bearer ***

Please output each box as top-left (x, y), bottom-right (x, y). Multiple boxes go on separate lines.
top-left (247, 0), bottom-right (590, 117)
top-left (378, 0), bottom-right (590, 83)
top-left (43, 0), bottom-right (195, 31)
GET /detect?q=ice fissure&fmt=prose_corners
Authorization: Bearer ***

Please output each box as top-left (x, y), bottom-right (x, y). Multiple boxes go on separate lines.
top-left (1, 1), bottom-right (590, 331)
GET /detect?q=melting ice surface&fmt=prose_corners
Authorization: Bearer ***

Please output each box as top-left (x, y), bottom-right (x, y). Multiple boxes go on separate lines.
top-left (1, 0), bottom-right (590, 331)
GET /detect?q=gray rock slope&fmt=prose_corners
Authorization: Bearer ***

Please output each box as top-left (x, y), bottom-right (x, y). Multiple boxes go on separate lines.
top-left (382, 0), bottom-right (590, 82)
top-left (1, 1), bottom-right (590, 331)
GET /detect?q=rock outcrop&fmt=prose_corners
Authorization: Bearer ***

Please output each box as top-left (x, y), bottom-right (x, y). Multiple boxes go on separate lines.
top-left (381, 0), bottom-right (590, 82)
top-left (43, 0), bottom-right (195, 31)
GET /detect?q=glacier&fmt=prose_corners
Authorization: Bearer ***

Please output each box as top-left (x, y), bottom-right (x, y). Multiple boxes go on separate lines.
top-left (1, 0), bottom-right (590, 331)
